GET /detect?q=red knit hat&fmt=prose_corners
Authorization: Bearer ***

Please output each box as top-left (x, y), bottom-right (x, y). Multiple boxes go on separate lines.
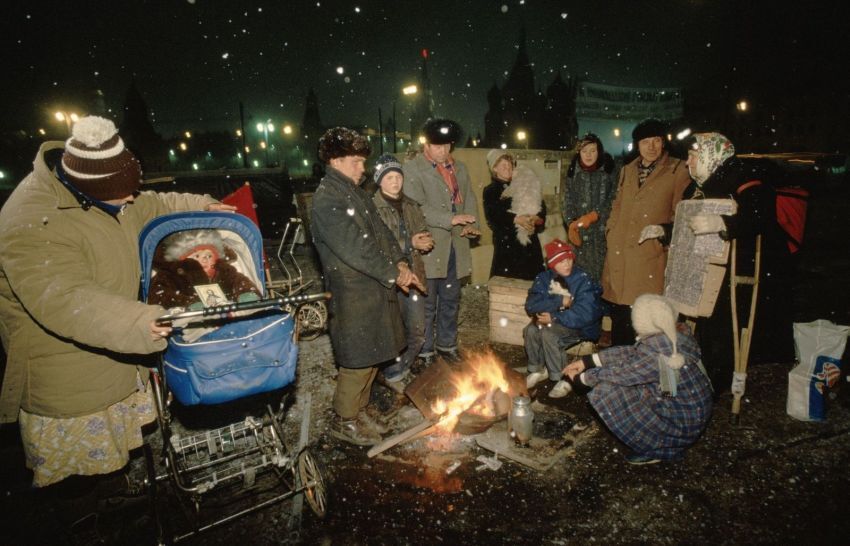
top-left (544, 239), bottom-right (576, 269)
top-left (61, 116), bottom-right (142, 201)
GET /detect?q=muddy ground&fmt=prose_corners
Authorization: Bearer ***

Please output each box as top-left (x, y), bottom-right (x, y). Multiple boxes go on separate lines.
top-left (2, 179), bottom-right (849, 545)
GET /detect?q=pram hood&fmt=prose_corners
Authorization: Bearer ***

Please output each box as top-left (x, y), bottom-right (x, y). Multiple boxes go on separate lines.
top-left (139, 211), bottom-right (266, 302)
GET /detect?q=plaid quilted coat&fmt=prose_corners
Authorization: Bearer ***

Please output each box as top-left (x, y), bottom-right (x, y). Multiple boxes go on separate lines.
top-left (582, 324), bottom-right (713, 460)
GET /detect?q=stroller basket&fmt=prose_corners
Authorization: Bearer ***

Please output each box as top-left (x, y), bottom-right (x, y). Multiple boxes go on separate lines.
top-left (169, 415), bottom-right (291, 493)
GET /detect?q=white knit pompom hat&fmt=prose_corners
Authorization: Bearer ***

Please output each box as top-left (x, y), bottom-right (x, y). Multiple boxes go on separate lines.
top-left (631, 294), bottom-right (685, 369)
top-left (61, 115), bottom-right (142, 201)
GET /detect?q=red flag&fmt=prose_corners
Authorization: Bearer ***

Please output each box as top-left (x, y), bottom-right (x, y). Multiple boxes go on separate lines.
top-left (222, 182), bottom-right (260, 227)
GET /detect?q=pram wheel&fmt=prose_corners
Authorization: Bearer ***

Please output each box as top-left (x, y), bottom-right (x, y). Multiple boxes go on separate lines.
top-left (297, 301), bottom-right (328, 341)
top-left (297, 450), bottom-right (327, 518)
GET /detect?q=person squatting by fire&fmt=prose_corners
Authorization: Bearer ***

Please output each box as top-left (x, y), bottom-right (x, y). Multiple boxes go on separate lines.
top-left (563, 294), bottom-right (713, 465)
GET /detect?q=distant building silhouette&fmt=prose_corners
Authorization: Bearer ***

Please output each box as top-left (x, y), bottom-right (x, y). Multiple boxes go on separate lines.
top-left (575, 82), bottom-right (683, 157)
top-left (482, 27), bottom-right (577, 150)
top-left (120, 80), bottom-right (166, 171)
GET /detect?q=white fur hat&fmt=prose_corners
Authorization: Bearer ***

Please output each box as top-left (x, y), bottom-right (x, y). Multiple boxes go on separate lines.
top-left (631, 294), bottom-right (684, 369)
top-left (162, 229), bottom-right (226, 262)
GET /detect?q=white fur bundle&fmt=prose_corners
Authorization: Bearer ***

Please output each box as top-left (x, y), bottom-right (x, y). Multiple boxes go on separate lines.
top-left (501, 164), bottom-right (542, 246)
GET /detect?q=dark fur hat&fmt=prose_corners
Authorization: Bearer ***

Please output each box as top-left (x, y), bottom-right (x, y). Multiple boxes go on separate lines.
top-left (422, 118), bottom-right (463, 145)
top-left (317, 127), bottom-right (372, 163)
top-left (632, 118), bottom-right (668, 143)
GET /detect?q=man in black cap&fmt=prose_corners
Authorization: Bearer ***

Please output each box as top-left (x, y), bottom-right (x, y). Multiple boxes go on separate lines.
top-left (403, 118), bottom-right (480, 364)
top-left (600, 118), bottom-right (690, 345)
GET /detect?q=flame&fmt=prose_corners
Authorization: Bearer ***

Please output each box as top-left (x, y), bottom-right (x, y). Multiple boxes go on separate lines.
top-left (430, 349), bottom-right (511, 432)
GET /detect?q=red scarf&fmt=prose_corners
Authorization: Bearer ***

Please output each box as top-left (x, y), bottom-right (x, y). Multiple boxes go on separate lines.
top-left (425, 150), bottom-right (463, 205)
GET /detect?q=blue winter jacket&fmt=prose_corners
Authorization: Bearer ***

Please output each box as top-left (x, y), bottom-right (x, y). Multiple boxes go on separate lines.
top-left (524, 266), bottom-right (603, 340)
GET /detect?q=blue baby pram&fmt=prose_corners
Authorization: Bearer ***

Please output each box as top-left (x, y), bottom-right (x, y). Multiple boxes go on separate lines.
top-left (139, 211), bottom-right (327, 543)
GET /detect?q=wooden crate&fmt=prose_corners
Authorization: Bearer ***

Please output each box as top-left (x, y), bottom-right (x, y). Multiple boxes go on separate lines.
top-left (488, 276), bottom-right (532, 346)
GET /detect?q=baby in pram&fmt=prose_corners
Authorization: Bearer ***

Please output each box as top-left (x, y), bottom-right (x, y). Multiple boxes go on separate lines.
top-left (148, 228), bottom-right (261, 310)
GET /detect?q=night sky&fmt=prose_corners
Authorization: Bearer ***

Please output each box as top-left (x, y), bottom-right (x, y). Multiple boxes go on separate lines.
top-left (1, 0), bottom-right (846, 139)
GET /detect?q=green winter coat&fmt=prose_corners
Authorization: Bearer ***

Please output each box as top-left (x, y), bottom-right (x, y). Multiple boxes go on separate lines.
top-left (0, 142), bottom-right (216, 422)
top-left (402, 154), bottom-right (479, 280)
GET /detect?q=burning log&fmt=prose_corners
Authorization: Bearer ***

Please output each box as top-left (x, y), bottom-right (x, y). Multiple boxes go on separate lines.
top-left (367, 420), bottom-right (439, 458)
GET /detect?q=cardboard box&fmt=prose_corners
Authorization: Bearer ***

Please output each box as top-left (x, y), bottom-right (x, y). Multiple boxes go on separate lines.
top-left (488, 276), bottom-right (532, 346)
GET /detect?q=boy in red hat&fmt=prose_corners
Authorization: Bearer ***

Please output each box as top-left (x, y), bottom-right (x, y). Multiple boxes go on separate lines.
top-left (523, 239), bottom-right (604, 397)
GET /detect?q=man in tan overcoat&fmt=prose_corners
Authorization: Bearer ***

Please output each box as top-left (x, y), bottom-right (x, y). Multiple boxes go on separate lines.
top-left (601, 119), bottom-right (691, 345)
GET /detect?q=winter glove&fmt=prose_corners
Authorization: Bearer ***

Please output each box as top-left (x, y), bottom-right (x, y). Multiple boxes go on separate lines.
top-left (638, 224), bottom-right (665, 244)
top-left (567, 221), bottom-right (582, 247)
top-left (689, 214), bottom-right (726, 235)
top-left (576, 211), bottom-right (599, 228)
top-left (237, 292), bottom-right (261, 303)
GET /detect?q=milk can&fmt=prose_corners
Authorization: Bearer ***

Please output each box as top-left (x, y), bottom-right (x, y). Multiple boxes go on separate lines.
top-left (509, 395), bottom-right (534, 446)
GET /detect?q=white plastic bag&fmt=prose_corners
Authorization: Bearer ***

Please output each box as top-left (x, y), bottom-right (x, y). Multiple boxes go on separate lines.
top-left (787, 320), bottom-right (849, 421)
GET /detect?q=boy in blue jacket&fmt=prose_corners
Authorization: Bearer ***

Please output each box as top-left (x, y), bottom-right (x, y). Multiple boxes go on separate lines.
top-left (524, 239), bottom-right (603, 397)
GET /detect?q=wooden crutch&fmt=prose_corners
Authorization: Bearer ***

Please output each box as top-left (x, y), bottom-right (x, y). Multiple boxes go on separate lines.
top-left (729, 235), bottom-right (762, 424)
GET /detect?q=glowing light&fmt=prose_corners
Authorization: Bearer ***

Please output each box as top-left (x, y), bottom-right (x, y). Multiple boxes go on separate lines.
top-left (336, 66), bottom-right (344, 74)
top-left (402, 84), bottom-right (418, 95)
top-left (236, 129), bottom-right (242, 137)
top-left (184, 131), bottom-right (192, 139)
top-left (676, 128), bottom-right (692, 140)
top-left (192, 163), bottom-right (199, 170)
top-left (516, 130), bottom-right (527, 141)
top-left (179, 142), bottom-right (187, 151)
top-left (283, 125), bottom-right (293, 135)
top-left (737, 100), bottom-right (748, 112)
top-left (613, 128), bottom-right (621, 137)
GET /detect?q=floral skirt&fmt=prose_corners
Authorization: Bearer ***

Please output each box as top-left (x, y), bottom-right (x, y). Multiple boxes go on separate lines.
top-left (19, 385), bottom-right (156, 487)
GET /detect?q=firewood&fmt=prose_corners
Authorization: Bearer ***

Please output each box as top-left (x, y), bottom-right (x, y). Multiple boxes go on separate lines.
top-left (367, 420), bottom-right (437, 458)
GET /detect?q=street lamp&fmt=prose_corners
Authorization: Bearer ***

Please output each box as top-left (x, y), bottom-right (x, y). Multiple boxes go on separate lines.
top-left (54, 111), bottom-right (80, 136)
top-left (516, 130), bottom-right (528, 150)
top-left (256, 120), bottom-right (274, 167)
top-left (736, 100), bottom-right (748, 112)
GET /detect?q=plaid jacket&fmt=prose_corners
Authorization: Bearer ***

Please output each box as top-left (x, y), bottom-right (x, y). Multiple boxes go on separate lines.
top-left (583, 324), bottom-right (713, 459)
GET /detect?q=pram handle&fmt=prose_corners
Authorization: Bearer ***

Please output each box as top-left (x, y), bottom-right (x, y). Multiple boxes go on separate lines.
top-left (155, 292), bottom-right (331, 326)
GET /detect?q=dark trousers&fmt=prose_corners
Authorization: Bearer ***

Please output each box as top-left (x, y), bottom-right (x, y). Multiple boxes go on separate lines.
top-left (421, 245), bottom-right (461, 355)
top-left (383, 287), bottom-right (426, 380)
top-left (607, 301), bottom-right (636, 346)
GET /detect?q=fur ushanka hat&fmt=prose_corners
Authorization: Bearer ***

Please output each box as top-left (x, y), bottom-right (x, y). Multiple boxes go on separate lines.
top-left (631, 294), bottom-right (684, 369)
top-left (422, 118), bottom-right (463, 145)
top-left (317, 127), bottom-right (372, 164)
top-left (162, 229), bottom-right (226, 263)
top-left (631, 118), bottom-right (668, 145)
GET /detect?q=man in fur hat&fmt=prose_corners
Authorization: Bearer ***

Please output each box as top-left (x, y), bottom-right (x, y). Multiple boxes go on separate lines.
top-left (601, 119), bottom-right (690, 346)
top-left (564, 294), bottom-right (713, 464)
top-left (403, 118), bottom-right (480, 364)
top-left (310, 127), bottom-right (424, 446)
top-left (0, 115), bottom-right (234, 536)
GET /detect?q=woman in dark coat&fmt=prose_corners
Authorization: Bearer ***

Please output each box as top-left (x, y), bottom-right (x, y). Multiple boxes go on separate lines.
top-left (483, 150), bottom-right (546, 280)
top-left (563, 133), bottom-right (619, 282)
top-left (683, 132), bottom-right (794, 393)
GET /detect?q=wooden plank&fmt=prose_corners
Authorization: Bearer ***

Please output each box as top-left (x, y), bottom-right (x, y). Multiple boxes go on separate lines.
top-left (367, 420), bottom-right (437, 458)
top-left (490, 298), bottom-right (528, 311)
